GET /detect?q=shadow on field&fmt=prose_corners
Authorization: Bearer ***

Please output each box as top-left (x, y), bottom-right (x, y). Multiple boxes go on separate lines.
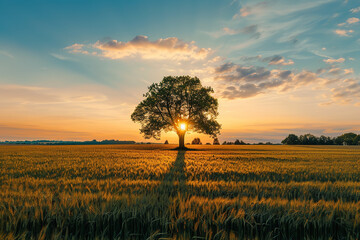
top-left (156, 150), bottom-right (187, 197)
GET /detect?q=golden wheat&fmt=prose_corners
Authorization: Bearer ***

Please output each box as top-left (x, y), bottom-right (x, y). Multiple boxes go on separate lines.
top-left (0, 144), bottom-right (359, 239)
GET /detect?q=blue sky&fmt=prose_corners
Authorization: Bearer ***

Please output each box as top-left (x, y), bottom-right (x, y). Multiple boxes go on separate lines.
top-left (0, 0), bottom-right (360, 143)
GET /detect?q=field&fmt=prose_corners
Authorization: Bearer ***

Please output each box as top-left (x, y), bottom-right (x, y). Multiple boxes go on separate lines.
top-left (1, 144), bottom-right (360, 239)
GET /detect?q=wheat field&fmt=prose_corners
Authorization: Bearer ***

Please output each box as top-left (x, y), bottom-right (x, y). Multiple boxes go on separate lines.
top-left (0, 144), bottom-right (360, 239)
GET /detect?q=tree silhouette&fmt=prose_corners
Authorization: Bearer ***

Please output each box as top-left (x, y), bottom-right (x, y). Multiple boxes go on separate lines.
top-left (213, 138), bottom-right (220, 145)
top-left (191, 138), bottom-right (202, 145)
top-left (282, 134), bottom-right (300, 145)
top-left (131, 76), bottom-right (221, 149)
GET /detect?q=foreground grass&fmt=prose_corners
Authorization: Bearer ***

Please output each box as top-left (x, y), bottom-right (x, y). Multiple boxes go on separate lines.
top-left (0, 145), bottom-right (359, 239)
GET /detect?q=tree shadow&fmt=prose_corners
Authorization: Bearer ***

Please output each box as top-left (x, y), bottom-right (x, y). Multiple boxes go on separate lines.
top-left (156, 150), bottom-right (187, 197)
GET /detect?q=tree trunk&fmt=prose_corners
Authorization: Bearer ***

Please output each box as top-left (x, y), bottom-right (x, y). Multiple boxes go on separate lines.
top-left (178, 132), bottom-right (186, 149)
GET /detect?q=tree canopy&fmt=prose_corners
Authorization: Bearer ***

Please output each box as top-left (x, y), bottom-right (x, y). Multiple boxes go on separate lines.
top-left (131, 76), bottom-right (221, 148)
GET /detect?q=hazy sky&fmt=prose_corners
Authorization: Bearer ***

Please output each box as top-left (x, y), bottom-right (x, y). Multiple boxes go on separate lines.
top-left (1, 0), bottom-right (360, 143)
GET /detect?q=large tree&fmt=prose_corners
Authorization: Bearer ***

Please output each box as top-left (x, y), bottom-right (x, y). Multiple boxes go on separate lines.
top-left (131, 76), bottom-right (221, 149)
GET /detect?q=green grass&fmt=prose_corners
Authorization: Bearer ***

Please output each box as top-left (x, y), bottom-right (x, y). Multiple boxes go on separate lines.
top-left (0, 144), bottom-right (360, 239)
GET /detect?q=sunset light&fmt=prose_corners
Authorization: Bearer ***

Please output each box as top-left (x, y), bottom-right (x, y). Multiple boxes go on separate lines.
top-left (1, 1), bottom-right (360, 239)
top-left (180, 123), bottom-right (186, 131)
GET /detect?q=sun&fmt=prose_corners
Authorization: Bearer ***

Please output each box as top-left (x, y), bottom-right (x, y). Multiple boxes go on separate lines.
top-left (180, 123), bottom-right (186, 131)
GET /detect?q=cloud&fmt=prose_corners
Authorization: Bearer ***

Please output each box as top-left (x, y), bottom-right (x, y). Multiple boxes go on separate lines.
top-left (241, 55), bottom-right (294, 66)
top-left (222, 25), bottom-right (261, 39)
top-left (214, 62), bottom-right (324, 99)
top-left (262, 55), bottom-right (294, 66)
top-left (212, 61), bottom-right (360, 102)
top-left (0, 50), bottom-right (14, 59)
top-left (350, 7), bottom-right (360, 13)
top-left (327, 67), bottom-right (353, 76)
top-left (64, 43), bottom-right (89, 54)
top-left (323, 58), bottom-right (345, 64)
top-left (334, 29), bottom-right (354, 36)
top-left (346, 17), bottom-right (360, 24)
top-left (344, 68), bottom-right (354, 74)
top-left (51, 53), bottom-right (74, 61)
top-left (66, 36), bottom-right (211, 61)
top-left (330, 79), bottom-right (360, 104)
top-left (233, 0), bottom-right (334, 19)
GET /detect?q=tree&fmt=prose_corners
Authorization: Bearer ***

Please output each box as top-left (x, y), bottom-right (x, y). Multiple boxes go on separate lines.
top-left (131, 76), bottom-right (221, 149)
top-left (353, 135), bottom-right (360, 145)
top-left (191, 138), bottom-right (202, 145)
top-left (282, 134), bottom-right (299, 145)
top-left (164, 140), bottom-right (169, 144)
top-left (336, 133), bottom-right (357, 145)
top-left (213, 138), bottom-right (220, 145)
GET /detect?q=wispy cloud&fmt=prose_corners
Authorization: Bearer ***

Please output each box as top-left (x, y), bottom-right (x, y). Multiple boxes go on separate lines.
top-left (66, 35), bottom-right (212, 61)
top-left (350, 6), bottom-right (360, 13)
top-left (262, 55), bottom-right (294, 66)
top-left (222, 25), bottom-right (261, 39)
top-left (64, 43), bottom-right (89, 54)
top-left (0, 50), bottom-right (14, 59)
top-left (233, 0), bottom-right (333, 19)
top-left (330, 79), bottom-right (360, 104)
top-left (51, 53), bottom-right (74, 61)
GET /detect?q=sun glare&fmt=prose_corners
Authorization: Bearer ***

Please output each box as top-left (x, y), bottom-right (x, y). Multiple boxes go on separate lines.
top-left (180, 123), bottom-right (186, 131)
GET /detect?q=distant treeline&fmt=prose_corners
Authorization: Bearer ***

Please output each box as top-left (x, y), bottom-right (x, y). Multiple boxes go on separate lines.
top-left (282, 133), bottom-right (360, 145)
top-left (186, 138), bottom-right (274, 145)
top-left (0, 140), bottom-right (136, 145)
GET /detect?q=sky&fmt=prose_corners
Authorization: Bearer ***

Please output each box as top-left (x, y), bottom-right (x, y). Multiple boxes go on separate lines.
top-left (0, 0), bottom-right (360, 143)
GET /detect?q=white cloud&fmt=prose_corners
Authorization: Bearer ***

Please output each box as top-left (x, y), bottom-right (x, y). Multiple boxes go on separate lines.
top-left (346, 17), bottom-right (360, 24)
top-left (334, 29), bottom-right (354, 36)
top-left (66, 36), bottom-right (212, 61)
top-left (323, 58), bottom-right (345, 64)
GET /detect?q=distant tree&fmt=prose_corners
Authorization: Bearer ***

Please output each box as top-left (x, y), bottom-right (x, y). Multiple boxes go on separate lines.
top-left (164, 140), bottom-right (169, 144)
top-left (282, 132), bottom-right (359, 145)
top-left (191, 138), bottom-right (202, 145)
top-left (334, 136), bottom-right (344, 145)
top-left (318, 135), bottom-right (327, 145)
top-left (299, 134), bottom-right (318, 145)
top-left (335, 133), bottom-right (357, 145)
top-left (343, 133), bottom-right (357, 145)
top-left (213, 138), bottom-right (220, 145)
top-left (234, 139), bottom-right (241, 145)
top-left (222, 141), bottom-right (227, 145)
top-left (205, 143), bottom-right (211, 145)
top-left (282, 134), bottom-right (300, 145)
top-left (353, 135), bottom-right (360, 145)
top-left (131, 76), bottom-right (221, 149)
